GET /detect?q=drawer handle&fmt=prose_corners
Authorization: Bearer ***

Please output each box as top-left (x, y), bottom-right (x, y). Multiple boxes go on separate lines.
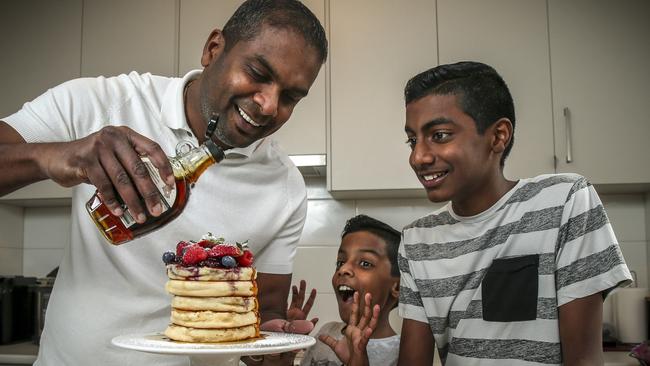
top-left (564, 107), bottom-right (573, 163)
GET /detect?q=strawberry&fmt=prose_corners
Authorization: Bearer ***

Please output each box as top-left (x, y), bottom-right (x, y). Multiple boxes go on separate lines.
top-left (197, 239), bottom-right (216, 249)
top-left (182, 244), bottom-right (208, 265)
top-left (208, 244), bottom-right (242, 258)
top-left (237, 250), bottom-right (254, 267)
top-left (176, 240), bottom-right (190, 256)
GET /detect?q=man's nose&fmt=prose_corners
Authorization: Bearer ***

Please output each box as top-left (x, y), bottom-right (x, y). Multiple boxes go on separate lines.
top-left (253, 85), bottom-right (279, 119)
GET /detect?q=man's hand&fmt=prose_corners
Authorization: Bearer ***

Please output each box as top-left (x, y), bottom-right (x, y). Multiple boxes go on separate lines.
top-left (320, 292), bottom-right (378, 366)
top-left (46, 126), bottom-right (173, 222)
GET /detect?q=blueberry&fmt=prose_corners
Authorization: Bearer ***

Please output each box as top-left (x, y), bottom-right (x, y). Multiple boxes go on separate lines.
top-left (221, 255), bottom-right (236, 268)
top-left (162, 251), bottom-right (176, 264)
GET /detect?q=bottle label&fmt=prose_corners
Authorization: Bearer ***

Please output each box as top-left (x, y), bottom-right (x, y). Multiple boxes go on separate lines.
top-left (118, 157), bottom-right (176, 228)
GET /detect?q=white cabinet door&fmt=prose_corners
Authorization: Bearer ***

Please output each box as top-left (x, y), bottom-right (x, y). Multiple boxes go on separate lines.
top-left (549, 0), bottom-right (650, 184)
top-left (81, 0), bottom-right (177, 77)
top-left (329, 0), bottom-right (437, 192)
top-left (438, 0), bottom-right (555, 180)
top-left (178, 0), bottom-right (327, 156)
top-left (0, 0), bottom-right (82, 118)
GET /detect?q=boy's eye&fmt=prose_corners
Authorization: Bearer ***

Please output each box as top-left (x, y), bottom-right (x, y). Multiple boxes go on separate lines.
top-left (359, 260), bottom-right (373, 268)
top-left (335, 260), bottom-right (344, 269)
top-left (405, 137), bottom-right (416, 149)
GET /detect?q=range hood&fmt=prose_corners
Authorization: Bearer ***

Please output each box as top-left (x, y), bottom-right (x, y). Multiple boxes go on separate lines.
top-left (288, 154), bottom-right (326, 177)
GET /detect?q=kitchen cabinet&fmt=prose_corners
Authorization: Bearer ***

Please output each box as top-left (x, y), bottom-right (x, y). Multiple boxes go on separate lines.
top-left (548, 0), bottom-right (650, 185)
top-left (178, 0), bottom-right (328, 156)
top-left (437, 0), bottom-right (555, 180)
top-left (0, 0), bottom-right (82, 118)
top-left (81, 0), bottom-right (177, 77)
top-left (328, 0), bottom-right (437, 193)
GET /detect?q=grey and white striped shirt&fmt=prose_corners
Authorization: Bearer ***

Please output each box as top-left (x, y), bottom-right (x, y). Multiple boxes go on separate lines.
top-left (398, 173), bottom-right (632, 365)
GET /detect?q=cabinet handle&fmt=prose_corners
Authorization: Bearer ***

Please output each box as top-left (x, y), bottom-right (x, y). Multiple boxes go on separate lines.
top-left (563, 107), bottom-right (573, 163)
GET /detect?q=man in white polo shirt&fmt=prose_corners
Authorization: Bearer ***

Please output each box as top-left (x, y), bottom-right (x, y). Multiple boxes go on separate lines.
top-left (0, 1), bottom-right (327, 365)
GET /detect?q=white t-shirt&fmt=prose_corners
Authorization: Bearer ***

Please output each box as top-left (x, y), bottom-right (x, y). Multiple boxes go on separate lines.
top-left (398, 173), bottom-right (632, 366)
top-left (301, 322), bottom-right (400, 366)
top-left (3, 70), bottom-right (308, 366)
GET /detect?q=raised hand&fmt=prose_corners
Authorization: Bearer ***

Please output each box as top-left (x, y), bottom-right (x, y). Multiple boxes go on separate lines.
top-left (45, 126), bottom-right (173, 222)
top-left (287, 279), bottom-right (318, 326)
top-left (320, 291), bottom-right (379, 366)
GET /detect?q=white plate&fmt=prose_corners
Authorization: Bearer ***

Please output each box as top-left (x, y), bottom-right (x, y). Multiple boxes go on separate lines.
top-left (111, 331), bottom-right (316, 356)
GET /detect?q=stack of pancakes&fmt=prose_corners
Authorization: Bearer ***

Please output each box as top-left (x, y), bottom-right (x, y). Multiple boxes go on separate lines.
top-left (164, 263), bottom-right (260, 342)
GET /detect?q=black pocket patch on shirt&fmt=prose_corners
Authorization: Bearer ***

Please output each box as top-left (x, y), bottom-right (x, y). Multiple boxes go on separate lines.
top-left (482, 254), bottom-right (539, 322)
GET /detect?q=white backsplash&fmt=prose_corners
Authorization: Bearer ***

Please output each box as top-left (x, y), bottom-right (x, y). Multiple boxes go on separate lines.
top-left (0, 179), bottom-right (648, 336)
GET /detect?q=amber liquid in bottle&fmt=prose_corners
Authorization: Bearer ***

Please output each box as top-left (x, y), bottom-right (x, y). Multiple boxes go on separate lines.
top-left (85, 140), bottom-right (224, 245)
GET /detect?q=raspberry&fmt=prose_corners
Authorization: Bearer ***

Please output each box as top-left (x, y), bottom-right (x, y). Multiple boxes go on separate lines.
top-left (237, 250), bottom-right (254, 267)
top-left (176, 241), bottom-right (190, 256)
top-left (208, 244), bottom-right (242, 258)
top-left (182, 244), bottom-right (208, 265)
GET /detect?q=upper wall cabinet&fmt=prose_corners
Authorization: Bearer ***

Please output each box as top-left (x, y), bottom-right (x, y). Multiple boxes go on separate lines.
top-left (178, 0), bottom-right (327, 156)
top-left (0, 0), bottom-right (82, 118)
top-left (438, 0), bottom-right (555, 180)
top-left (328, 0), bottom-right (437, 193)
top-left (81, 0), bottom-right (177, 77)
top-left (548, 0), bottom-right (650, 185)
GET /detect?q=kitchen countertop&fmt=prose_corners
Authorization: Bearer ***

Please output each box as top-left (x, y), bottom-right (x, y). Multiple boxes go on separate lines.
top-left (0, 341), bottom-right (37, 365)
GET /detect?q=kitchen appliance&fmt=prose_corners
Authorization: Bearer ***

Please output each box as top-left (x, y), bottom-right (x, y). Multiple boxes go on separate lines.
top-left (0, 276), bottom-right (36, 345)
top-left (32, 276), bottom-right (54, 345)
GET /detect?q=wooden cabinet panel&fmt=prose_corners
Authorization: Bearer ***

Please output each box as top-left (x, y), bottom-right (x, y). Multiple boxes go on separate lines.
top-left (549, 0), bottom-right (650, 184)
top-left (329, 0), bottom-right (437, 192)
top-left (178, 0), bottom-right (327, 155)
top-left (81, 0), bottom-right (177, 77)
top-left (0, 0), bottom-right (82, 118)
top-left (438, 0), bottom-right (555, 180)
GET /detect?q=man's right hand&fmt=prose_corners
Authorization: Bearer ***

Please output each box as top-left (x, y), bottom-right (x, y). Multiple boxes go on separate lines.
top-left (0, 123), bottom-right (173, 222)
top-left (48, 126), bottom-right (174, 222)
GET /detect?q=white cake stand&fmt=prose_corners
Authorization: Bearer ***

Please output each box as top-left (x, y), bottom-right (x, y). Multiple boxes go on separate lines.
top-left (111, 331), bottom-right (316, 366)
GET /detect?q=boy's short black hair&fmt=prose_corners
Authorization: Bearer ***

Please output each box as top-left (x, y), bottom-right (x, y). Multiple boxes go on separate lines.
top-left (222, 0), bottom-right (328, 63)
top-left (404, 61), bottom-right (515, 166)
top-left (341, 214), bottom-right (401, 277)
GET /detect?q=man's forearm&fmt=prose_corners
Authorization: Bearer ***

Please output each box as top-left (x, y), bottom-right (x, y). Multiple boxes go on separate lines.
top-left (0, 143), bottom-right (49, 196)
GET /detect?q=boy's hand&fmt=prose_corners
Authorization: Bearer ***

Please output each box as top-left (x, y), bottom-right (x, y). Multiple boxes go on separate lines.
top-left (320, 292), bottom-right (379, 366)
top-left (287, 279), bottom-right (318, 326)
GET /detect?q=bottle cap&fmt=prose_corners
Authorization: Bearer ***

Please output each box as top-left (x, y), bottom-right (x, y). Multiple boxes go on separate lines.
top-left (204, 140), bottom-right (225, 162)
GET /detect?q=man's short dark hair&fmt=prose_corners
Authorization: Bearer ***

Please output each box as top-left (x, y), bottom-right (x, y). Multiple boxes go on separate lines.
top-left (222, 0), bottom-right (328, 63)
top-left (341, 214), bottom-right (401, 277)
top-left (404, 61), bottom-right (515, 166)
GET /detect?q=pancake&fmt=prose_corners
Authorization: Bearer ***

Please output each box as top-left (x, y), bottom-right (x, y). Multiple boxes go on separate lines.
top-left (164, 323), bottom-right (259, 343)
top-left (172, 295), bottom-right (258, 312)
top-left (165, 280), bottom-right (257, 297)
top-left (170, 309), bottom-right (258, 329)
top-left (167, 264), bottom-right (256, 281)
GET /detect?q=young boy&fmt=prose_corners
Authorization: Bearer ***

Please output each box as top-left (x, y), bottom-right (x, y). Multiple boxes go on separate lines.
top-left (302, 214), bottom-right (402, 366)
top-left (345, 61), bottom-right (633, 366)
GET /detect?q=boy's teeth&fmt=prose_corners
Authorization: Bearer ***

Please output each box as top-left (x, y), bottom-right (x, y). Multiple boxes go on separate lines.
top-left (338, 285), bottom-right (354, 291)
top-left (237, 107), bottom-right (260, 127)
top-left (424, 172), bottom-right (445, 181)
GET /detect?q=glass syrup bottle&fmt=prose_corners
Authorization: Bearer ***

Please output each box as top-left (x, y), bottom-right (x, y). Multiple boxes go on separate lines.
top-left (86, 116), bottom-right (224, 245)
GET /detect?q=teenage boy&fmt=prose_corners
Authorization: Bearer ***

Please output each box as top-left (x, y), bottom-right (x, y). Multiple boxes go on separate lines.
top-left (346, 61), bottom-right (632, 366)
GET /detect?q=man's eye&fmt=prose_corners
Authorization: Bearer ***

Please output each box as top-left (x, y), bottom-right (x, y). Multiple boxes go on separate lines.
top-left (432, 131), bottom-right (451, 141)
top-left (405, 137), bottom-right (416, 149)
top-left (248, 67), bottom-right (268, 82)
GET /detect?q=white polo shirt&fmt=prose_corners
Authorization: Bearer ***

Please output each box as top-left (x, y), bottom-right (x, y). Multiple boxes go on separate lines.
top-left (3, 70), bottom-right (308, 366)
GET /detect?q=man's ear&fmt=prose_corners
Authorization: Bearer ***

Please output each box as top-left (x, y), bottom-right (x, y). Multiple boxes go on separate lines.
top-left (200, 29), bottom-right (226, 67)
top-left (490, 118), bottom-right (513, 154)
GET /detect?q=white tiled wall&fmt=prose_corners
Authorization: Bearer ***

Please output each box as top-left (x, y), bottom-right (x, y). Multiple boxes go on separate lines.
top-left (4, 182), bottom-right (649, 337)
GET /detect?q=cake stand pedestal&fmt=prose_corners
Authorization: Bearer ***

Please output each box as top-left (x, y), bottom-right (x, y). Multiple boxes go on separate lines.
top-left (112, 331), bottom-right (316, 366)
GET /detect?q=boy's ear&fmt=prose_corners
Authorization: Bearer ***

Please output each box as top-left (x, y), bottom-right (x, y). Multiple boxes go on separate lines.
top-left (490, 118), bottom-right (513, 155)
top-left (201, 29), bottom-right (226, 67)
top-left (390, 279), bottom-right (399, 300)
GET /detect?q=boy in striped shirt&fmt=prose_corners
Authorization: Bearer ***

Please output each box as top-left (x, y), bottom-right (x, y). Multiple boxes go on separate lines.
top-left (345, 61), bottom-right (632, 366)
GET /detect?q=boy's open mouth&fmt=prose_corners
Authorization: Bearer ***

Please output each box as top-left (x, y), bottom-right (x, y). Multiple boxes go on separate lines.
top-left (337, 285), bottom-right (356, 303)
